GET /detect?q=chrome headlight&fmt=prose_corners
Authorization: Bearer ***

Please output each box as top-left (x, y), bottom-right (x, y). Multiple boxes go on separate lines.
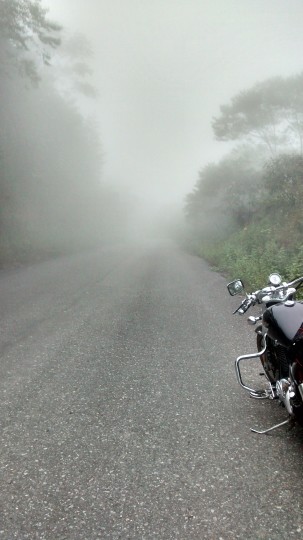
top-left (268, 273), bottom-right (282, 286)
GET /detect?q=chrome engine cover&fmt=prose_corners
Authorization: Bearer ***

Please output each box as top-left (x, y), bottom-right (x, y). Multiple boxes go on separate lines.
top-left (276, 378), bottom-right (295, 415)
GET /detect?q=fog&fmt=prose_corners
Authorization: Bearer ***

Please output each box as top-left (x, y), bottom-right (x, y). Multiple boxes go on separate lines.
top-left (2, 1), bottom-right (303, 262)
top-left (44, 0), bottom-right (303, 205)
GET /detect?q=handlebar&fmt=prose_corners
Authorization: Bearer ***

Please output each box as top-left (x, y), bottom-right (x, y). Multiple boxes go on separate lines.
top-left (233, 297), bottom-right (254, 315)
top-left (233, 275), bottom-right (303, 315)
top-left (287, 276), bottom-right (303, 288)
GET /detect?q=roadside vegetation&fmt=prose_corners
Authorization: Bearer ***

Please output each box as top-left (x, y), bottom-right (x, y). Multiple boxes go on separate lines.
top-left (184, 74), bottom-right (303, 289)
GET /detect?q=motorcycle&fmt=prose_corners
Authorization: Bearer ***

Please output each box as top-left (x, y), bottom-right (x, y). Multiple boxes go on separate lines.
top-left (227, 273), bottom-right (303, 434)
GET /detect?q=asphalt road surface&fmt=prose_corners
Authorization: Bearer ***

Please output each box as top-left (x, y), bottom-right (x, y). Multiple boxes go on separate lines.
top-left (0, 240), bottom-right (302, 539)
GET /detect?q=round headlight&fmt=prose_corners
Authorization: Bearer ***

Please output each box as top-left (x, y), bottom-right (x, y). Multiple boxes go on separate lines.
top-left (269, 273), bottom-right (282, 286)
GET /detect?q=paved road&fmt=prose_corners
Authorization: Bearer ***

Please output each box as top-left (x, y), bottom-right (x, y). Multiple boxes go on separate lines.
top-left (0, 240), bottom-right (302, 539)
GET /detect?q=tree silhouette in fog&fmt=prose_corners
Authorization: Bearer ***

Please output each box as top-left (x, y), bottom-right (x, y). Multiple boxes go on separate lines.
top-left (0, 0), bottom-right (123, 264)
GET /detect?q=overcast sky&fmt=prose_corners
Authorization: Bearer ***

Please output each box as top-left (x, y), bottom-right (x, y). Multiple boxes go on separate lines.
top-left (43, 0), bottom-right (303, 207)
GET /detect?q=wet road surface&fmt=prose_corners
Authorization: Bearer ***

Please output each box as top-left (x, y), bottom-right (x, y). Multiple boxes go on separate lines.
top-left (0, 240), bottom-right (302, 539)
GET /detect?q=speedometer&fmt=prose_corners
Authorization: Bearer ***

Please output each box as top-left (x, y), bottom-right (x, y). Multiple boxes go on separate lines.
top-left (269, 273), bottom-right (282, 286)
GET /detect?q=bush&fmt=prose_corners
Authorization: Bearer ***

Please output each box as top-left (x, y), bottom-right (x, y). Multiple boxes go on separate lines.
top-left (189, 219), bottom-right (302, 289)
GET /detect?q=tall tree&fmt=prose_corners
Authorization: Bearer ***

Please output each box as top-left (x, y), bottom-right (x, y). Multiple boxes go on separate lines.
top-left (0, 0), bottom-right (61, 84)
top-left (212, 74), bottom-right (303, 156)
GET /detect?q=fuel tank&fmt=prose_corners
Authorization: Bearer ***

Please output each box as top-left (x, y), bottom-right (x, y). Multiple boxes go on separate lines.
top-left (262, 301), bottom-right (303, 347)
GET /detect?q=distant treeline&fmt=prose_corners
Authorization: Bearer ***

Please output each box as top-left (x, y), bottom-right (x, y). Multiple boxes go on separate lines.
top-left (184, 73), bottom-right (303, 288)
top-left (0, 0), bottom-right (126, 265)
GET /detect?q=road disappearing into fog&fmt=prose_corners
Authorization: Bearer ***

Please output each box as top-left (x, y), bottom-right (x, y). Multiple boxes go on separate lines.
top-left (0, 240), bottom-right (303, 539)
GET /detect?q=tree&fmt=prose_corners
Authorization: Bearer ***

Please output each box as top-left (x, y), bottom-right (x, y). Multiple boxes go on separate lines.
top-left (212, 74), bottom-right (303, 156)
top-left (282, 73), bottom-right (303, 154)
top-left (50, 32), bottom-right (98, 106)
top-left (263, 153), bottom-right (303, 208)
top-left (185, 148), bottom-right (263, 237)
top-left (0, 0), bottom-right (61, 84)
top-left (0, 3), bottom-right (107, 260)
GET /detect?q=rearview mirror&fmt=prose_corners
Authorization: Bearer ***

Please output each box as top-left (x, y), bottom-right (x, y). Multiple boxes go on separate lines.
top-left (227, 279), bottom-right (244, 296)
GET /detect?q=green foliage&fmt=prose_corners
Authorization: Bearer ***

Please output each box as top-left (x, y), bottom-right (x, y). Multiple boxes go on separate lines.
top-left (263, 153), bottom-right (303, 208)
top-left (186, 152), bottom-right (303, 288)
top-left (195, 223), bottom-right (289, 289)
top-left (186, 73), bottom-right (303, 288)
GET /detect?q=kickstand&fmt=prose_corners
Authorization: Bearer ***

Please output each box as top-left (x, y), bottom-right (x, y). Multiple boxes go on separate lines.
top-left (250, 418), bottom-right (292, 435)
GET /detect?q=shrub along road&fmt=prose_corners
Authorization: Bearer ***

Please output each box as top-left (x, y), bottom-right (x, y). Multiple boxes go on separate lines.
top-left (0, 240), bottom-right (302, 539)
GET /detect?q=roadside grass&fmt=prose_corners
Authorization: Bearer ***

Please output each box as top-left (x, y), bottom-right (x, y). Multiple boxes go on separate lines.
top-left (187, 219), bottom-right (303, 291)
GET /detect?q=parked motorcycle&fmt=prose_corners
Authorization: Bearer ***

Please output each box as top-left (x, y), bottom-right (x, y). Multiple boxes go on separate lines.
top-left (227, 273), bottom-right (303, 434)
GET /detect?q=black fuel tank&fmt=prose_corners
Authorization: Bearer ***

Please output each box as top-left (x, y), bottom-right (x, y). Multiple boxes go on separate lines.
top-left (263, 301), bottom-right (303, 347)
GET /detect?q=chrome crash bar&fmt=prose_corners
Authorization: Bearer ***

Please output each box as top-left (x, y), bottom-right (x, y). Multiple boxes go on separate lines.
top-left (235, 334), bottom-right (273, 398)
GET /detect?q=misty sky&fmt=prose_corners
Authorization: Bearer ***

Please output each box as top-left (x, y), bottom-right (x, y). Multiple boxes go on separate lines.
top-left (44, 0), bottom-right (303, 207)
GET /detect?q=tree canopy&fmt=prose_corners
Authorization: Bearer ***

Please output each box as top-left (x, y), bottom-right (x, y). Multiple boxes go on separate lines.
top-left (185, 72), bottom-right (303, 287)
top-left (0, 0), bottom-right (61, 83)
top-left (185, 148), bottom-right (263, 238)
top-left (212, 73), bottom-right (303, 155)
